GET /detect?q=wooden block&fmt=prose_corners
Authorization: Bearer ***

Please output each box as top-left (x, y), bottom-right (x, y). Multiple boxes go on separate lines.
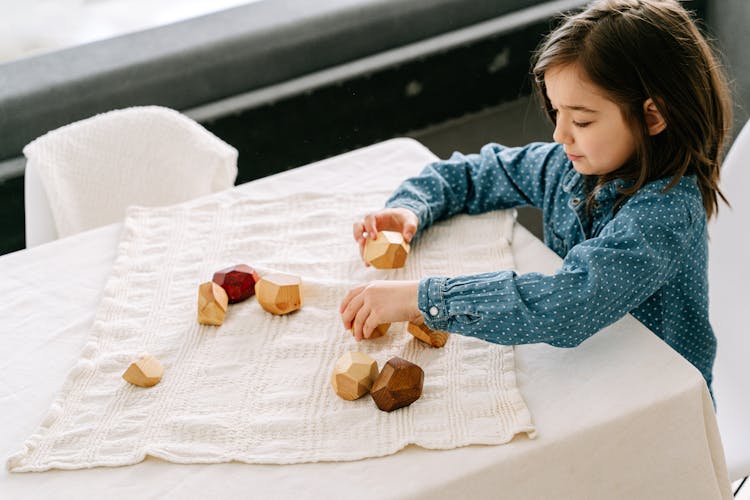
top-left (197, 281), bottom-right (229, 326)
top-left (363, 231), bottom-right (410, 269)
top-left (256, 273), bottom-right (303, 315)
top-left (370, 356), bottom-right (424, 412)
top-left (122, 354), bottom-right (164, 387)
top-left (407, 319), bottom-right (449, 348)
top-left (330, 351), bottom-right (379, 400)
top-left (351, 323), bottom-right (391, 339)
top-left (212, 264), bottom-right (259, 303)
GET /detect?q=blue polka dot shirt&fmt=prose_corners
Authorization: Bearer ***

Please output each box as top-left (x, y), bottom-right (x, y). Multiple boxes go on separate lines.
top-left (386, 142), bottom-right (715, 391)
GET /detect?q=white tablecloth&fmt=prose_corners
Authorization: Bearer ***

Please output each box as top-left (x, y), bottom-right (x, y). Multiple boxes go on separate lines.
top-left (0, 138), bottom-right (731, 499)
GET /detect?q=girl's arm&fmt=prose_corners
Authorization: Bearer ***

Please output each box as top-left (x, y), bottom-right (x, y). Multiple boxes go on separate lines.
top-left (419, 191), bottom-right (699, 346)
top-left (385, 142), bottom-right (566, 238)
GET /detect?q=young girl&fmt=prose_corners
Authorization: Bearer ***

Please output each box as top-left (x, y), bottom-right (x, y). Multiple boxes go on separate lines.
top-left (339, 0), bottom-right (732, 393)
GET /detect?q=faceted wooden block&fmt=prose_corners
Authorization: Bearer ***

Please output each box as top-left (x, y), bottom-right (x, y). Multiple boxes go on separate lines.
top-left (371, 357), bottom-right (424, 412)
top-left (364, 231), bottom-right (410, 269)
top-left (256, 273), bottom-right (303, 315)
top-left (197, 281), bottom-right (229, 326)
top-left (407, 320), bottom-right (449, 348)
top-left (330, 351), bottom-right (379, 400)
top-left (212, 264), bottom-right (259, 303)
top-left (122, 354), bottom-right (164, 387)
top-left (351, 323), bottom-right (391, 339)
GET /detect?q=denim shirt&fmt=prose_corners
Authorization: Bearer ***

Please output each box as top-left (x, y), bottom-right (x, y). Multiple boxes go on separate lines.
top-left (386, 142), bottom-right (715, 390)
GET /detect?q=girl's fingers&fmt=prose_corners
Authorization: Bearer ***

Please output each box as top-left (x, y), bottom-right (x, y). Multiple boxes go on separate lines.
top-left (363, 214), bottom-right (379, 240)
top-left (352, 307), bottom-right (371, 341)
top-left (340, 284), bottom-right (364, 316)
top-left (363, 314), bottom-right (382, 339)
top-left (353, 221), bottom-right (366, 243)
top-left (341, 288), bottom-right (367, 330)
top-left (403, 218), bottom-right (418, 243)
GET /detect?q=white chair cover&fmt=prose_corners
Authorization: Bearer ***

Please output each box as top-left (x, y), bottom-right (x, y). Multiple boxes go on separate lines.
top-left (709, 119), bottom-right (750, 482)
top-left (24, 106), bottom-right (238, 246)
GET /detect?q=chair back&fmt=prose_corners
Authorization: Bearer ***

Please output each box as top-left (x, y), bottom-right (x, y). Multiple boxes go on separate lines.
top-left (708, 119), bottom-right (750, 481)
top-left (24, 106), bottom-right (238, 246)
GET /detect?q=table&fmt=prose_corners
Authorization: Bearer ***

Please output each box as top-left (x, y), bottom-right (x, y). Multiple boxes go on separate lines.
top-left (0, 138), bottom-right (731, 499)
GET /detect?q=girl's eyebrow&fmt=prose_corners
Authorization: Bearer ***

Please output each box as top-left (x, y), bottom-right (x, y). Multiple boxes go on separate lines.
top-left (560, 104), bottom-right (598, 113)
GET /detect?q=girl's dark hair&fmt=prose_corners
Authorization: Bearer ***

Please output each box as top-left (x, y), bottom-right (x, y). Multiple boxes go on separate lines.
top-left (532, 0), bottom-right (732, 218)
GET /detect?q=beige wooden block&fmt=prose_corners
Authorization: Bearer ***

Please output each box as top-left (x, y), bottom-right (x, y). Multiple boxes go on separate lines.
top-left (330, 351), bottom-right (379, 400)
top-left (363, 231), bottom-right (410, 269)
top-left (256, 273), bottom-right (303, 315)
top-left (350, 323), bottom-right (391, 339)
top-left (370, 356), bottom-right (424, 412)
top-left (122, 354), bottom-right (164, 387)
top-left (197, 281), bottom-right (229, 326)
top-left (407, 319), bottom-right (449, 348)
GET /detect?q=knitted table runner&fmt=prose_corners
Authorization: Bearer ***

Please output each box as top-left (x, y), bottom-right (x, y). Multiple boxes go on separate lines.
top-left (7, 191), bottom-right (535, 472)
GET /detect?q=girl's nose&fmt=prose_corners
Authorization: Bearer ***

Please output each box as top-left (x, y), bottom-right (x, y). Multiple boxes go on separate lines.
top-left (553, 121), bottom-right (571, 145)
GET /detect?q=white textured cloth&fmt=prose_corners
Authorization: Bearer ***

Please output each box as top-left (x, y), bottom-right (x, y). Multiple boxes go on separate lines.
top-left (23, 106), bottom-right (238, 239)
top-left (7, 190), bottom-right (534, 472)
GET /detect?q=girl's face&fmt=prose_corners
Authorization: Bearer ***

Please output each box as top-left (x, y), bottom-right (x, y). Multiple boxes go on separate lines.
top-left (545, 63), bottom-right (637, 175)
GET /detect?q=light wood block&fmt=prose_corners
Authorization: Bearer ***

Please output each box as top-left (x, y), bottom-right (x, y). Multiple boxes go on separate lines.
top-left (197, 281), bottom-right (229, 326)
top-left (351, 323), bottom-right (391, 339)
top-left (370, 356), bottom-right (424, 412)
top-left (407, 319), bottom-right (449, 348)
top-left (256, 273), bottom-right (303, 315)
top-left (363, 230), bottom-right (410, 269)
top-left (122, 354), bottom-right (164, 387)
top-left (330, 351), bottom-right (379, 400)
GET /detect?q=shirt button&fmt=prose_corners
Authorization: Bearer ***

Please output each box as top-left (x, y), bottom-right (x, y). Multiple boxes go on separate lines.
top-left (429, 306), bottom-right (439, 317)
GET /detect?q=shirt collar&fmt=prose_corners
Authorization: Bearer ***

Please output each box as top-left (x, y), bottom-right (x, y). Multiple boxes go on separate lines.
top-left (561, 165), bottom-right (633, 202)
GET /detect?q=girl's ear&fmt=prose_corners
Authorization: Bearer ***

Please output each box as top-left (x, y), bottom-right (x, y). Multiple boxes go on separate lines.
top-left (643, 98), bottom-right (667, 135)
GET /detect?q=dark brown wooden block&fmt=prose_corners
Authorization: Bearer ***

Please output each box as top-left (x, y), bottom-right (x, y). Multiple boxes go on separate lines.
top-left (370, 356), bottom-right (424, 412)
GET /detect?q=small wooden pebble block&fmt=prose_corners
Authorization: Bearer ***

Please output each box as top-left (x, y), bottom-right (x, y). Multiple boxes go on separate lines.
top-left (256, 273), bottom-right (303, 315)
top-left (370, 356), bottom-right (424, 412)
top-left (331, 352), bottom-right (379, 400)
top-left (197, 281), bottom-right (229, 326)
top-left (122, 355), bottom-right (164, 387)
top-left (364, 231), bottom-right (410, 269)
top-left (407, 320), bottom-right (449, 348)
top-left (212, 264), bottom-right (259, 303)
top-left (350, 323), bottom-right (391, 339)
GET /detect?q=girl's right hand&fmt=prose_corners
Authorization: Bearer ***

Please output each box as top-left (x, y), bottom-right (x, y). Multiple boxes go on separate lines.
top-left (353, 207), bottom-right (418, 265)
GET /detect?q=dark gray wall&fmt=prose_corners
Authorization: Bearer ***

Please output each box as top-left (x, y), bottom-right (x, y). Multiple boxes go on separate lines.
top-left (708, 0), bottom-right (750, 138)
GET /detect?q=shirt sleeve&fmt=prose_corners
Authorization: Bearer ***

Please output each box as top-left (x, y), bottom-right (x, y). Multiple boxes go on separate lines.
top-left (384, 142), bottom-right (566, 238)
top-left (417, 190), bottom-right (697, 347)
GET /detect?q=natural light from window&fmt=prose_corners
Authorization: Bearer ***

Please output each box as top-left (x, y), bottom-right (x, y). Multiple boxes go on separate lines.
top-left (0, 0), bottom-right (263, 63)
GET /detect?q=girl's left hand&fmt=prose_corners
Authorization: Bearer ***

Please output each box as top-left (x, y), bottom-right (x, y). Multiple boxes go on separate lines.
top-left (340, 280), bottom-right (422, 341)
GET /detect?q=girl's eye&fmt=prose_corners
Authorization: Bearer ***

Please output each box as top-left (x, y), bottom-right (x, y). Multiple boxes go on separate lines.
top-left (573, 120), bottom-right (591, 128)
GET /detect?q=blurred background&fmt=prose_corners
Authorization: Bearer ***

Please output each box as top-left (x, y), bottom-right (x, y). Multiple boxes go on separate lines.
top-left (0, 0), bottom-right (747, 255)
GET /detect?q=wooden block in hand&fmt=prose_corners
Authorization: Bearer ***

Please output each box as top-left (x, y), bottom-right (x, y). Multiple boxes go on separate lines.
top-left (364, 231), bottom-right (410, 269)
top-left (330, 351), bottom-right (379, 400)
top-left (256, 273), bottom-right (302, 315)
top-left (122, 354), bottom-right (164, 387)
top-left (407, 319), bottom-right (449, 347)
top-left (370, 356), bottom-right (424, 412)
top-left (212, 264), bottom-right (259, 303)
top-left (197, 281), bottom-right (229, 325)
top-left (351, 323), bottom-right (391, 339)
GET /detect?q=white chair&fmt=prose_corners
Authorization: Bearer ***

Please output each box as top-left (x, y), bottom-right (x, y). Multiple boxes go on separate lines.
top-left (709, 118), bottom-right (750, 486)
top-left (23, 106), bottom-right (238, 247)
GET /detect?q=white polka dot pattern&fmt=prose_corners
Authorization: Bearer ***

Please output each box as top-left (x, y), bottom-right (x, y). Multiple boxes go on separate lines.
top-left (387, 142), bottom-right (716, 391)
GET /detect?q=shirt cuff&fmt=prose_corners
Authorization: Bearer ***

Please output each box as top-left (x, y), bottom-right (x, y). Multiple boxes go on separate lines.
top-left (418, 276), bottom-right (450, 331)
